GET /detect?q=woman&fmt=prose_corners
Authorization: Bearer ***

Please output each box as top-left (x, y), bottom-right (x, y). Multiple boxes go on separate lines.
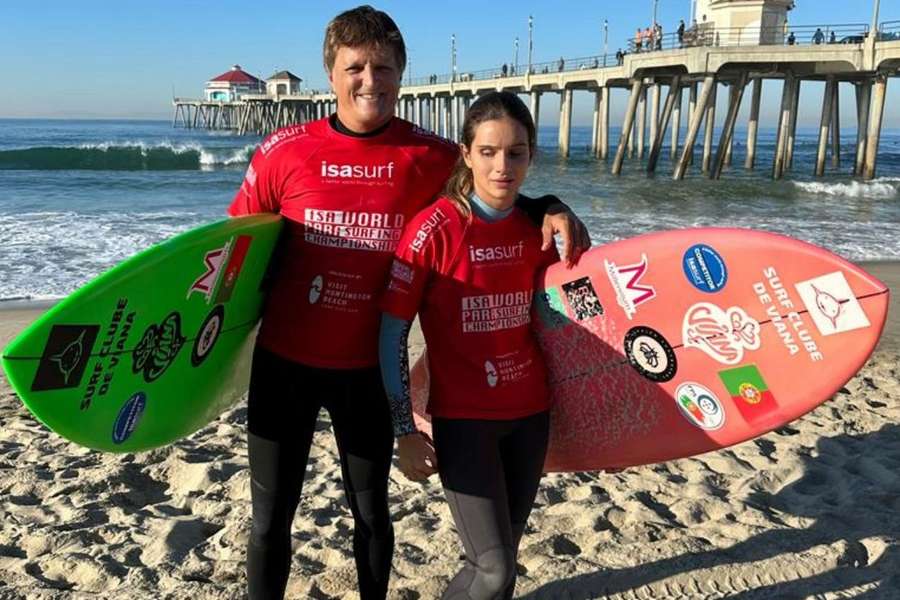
top-left (380, 91), bottom-right (557, 599)
top-left (228, 7), bottom-right (587, 599)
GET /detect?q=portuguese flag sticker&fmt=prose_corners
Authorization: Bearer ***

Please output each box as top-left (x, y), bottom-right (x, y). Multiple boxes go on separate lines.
top-left (718, 364), bottom-right (779, 425)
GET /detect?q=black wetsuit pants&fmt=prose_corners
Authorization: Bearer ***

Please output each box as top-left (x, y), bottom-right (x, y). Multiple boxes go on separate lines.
top-left (433, 411), bottom-right (550, 600)
top-left (246, 347), bottom-right (395, 600)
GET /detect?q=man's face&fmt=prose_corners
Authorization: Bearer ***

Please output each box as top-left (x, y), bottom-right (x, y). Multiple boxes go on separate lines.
top-left (328, 44), bottom-right (401, 133)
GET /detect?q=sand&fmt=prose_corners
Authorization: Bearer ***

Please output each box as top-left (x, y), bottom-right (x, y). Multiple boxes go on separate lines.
top-left (0, 263), bottom-right (898, 599)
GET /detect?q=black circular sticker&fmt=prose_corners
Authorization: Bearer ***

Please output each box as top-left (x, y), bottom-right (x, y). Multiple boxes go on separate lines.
top-left (191, 305), bottom-right (225, 367)
top-left (624, 326), bottom-right (677, 382)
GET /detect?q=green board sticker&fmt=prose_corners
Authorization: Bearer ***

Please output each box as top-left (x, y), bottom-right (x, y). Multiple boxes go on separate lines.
top-left (535, 287), bottom-right (569, 329)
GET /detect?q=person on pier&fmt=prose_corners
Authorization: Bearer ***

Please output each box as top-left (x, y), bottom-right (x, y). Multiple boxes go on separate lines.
top-left (380, 91), bottom-right (558, 600)
top-left (228, 6), bottom-right (589, 600)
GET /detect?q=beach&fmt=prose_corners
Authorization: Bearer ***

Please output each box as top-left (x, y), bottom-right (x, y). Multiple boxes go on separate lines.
top-left (0, 262), bottom-right (897, 599)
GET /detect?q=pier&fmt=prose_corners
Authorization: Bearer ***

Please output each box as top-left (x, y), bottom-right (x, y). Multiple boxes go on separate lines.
top-left (173, 21), bottom-right (900, 180)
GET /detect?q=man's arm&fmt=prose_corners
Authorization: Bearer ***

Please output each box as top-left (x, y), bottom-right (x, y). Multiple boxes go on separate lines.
top-left (516, 194), bottom-right (592, 267)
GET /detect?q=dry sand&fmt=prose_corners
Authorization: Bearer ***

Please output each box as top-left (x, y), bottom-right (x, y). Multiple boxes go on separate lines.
top-left (0, 263), bottom-right (897, 599)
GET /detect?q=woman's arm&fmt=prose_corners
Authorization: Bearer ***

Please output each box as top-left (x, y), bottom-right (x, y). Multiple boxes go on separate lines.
top-left (379, 314), bottom-right (438, 481)
top-left (378, 314), bottom-right (416, 437)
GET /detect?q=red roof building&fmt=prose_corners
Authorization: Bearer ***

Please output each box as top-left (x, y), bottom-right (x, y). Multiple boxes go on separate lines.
top-left (205, 65), bottom-right (264, 102)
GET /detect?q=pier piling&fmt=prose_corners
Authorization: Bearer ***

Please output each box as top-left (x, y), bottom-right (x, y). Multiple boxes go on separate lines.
top-left (816, 76), bottom-right (837, 176)
top-left (649, 83), bottom-right (661, 153)
top-left (831, 82), bottom-right (841, 169)
top-left (613, 79), bottom-right (644, 175)
top-left (855, 81), bottom-right (872, 175)
top-left (702, 82), bottom-right (717, 174)
top-left (637, 84), bottom-right (647, 159)
top-left (712, 73), bottom-right (748, 179)
top-left (648, 76), bottom-right (681, 174)
top-left (670, 84), bottom-right (683, 160)
top-left (598, 87), bottom-right (610, 160)
top-left (530, 92), bottom-right (541, 136)
top-left (785, 78), bottom-right (801, 171)
top-left (773, 74), bottom-right (794, 180)
top-left (559, 88), bottom-right (574, 157)
top-left (864, 74), bottom-right (888, 180)
top-left (674, 75), bottom-right (715, 180)
top-left (745, 78), bottom-right (762, 170)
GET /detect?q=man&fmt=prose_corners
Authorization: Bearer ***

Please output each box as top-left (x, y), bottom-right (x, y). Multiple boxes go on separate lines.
top-left (229, 6), bottom-right (589, 599)
top-left (813, 27), bottom-right (825, 45)
top-left (677, 19), bottom-right (686, 48)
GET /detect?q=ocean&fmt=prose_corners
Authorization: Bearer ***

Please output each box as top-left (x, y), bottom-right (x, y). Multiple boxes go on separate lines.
top-left (1, 117), bottom-right (899, 301)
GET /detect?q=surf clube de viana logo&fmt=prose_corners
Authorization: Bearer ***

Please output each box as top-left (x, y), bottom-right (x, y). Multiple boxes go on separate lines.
top-left (32, 325), bottom-right (100, 391)
top-left (132, 312), bottom-right (185, 383)
top-left (794, 271), bottom-right (870, 337)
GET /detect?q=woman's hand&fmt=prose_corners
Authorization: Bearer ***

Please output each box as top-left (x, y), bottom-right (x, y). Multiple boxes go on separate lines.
top-left (396, 432), bottom-right (438, 482)
top-left (541, 204), bottom-right (591, 268)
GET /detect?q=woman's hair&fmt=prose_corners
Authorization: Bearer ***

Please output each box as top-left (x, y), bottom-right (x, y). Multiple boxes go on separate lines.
top-left (443, 91), bottom-right (536, 217)
top-left (323, 5), bottom-right (406, 73)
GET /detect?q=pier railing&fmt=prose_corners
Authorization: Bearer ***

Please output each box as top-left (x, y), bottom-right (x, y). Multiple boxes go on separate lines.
top-left (626, 23), bottom-right (870, 52)
top-left (409, 54), bottom-right (617, 87)
top-left (881, 20), bottom-right (900, 39)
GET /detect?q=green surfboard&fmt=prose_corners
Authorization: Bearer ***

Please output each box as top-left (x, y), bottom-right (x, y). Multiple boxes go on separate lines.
top-left (1, 214), bottom-right (283, 452)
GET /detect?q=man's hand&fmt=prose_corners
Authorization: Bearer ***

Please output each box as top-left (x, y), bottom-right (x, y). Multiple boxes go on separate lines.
top-left (396, 432), bottom-right (438, 482)
top-left (541, 204), bottom-right (591, 268)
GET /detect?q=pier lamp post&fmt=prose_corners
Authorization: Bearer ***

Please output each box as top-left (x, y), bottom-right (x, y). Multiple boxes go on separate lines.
top-left (514, 37), bottom-right (519, 75)
top-left (528, 15), bottom-right (534, 74)
top-left (451, 34), bottom-right (457, 83)
top-left (871, 0), bottom-right (880, 37)
top-left (653, 0), bottom-right (659, 27)
top-left (603, 19), bottom-right (609, 63)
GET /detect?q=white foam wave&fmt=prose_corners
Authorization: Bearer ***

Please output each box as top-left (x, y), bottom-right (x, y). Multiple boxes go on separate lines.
top-left (199, 144), bottom-right (255, 166)
top-left (792, 178), bottom-right (900, 199)
top-left (75, 140), bottom-right (205, 155)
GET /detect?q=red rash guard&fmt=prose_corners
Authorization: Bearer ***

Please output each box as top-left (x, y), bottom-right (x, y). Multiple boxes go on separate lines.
top-left (229, 118), bottom-right (458, 368)
top-left (381, 197), bottom-right (558, 420)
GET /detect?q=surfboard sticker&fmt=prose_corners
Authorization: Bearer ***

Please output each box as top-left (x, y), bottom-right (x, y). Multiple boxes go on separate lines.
top-left (675, 382), bottom-right (725, 430)
top-left (561, 277), bottom-right (604, 321)
top-left (132, 312), bottom-right (186, 383)
top-left (31, 324), bottom-right (100, 391)
top-left (112, 391), bottom-right (146, 444)
top-left (718, 364), bottom-right (779, 425)
top-left (604, 254), bottom-right (656, 320)
top-left (191, 305), bottom-right (225, 367)
top-left (794, 271), bottom-right (871, 337)
top-left (214, 235), bottom-right (252, 304)
top-left (682, 244), bottom-right (728, 293)
top-left (624, 326), bottom-right (677, 382)
top-left (188, 240), bottom-right (231, 303)
top-left (535, 287), bottom-right (568, 330)
top-left (682, 302), bottom-right (761, 365)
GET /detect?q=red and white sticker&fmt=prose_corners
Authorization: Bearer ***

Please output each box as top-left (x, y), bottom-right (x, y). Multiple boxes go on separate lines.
top-left (682, 302), bottom-right (761, 365)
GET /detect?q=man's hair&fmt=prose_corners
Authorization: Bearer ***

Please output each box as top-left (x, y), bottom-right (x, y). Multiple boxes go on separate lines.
top-left (323, 5), bottom-right (406, 72)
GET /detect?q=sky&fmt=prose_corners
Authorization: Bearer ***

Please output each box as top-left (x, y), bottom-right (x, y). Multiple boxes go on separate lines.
top-left (1, 1), bottom-right (896, 128)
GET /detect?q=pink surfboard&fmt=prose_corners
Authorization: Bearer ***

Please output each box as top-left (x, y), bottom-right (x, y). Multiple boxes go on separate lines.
top-left (409, 228), bottom-right (889, 472)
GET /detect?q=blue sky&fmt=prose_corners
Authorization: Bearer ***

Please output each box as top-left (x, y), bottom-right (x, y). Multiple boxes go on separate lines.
top-left (1, 1), bottom-right (896, 127)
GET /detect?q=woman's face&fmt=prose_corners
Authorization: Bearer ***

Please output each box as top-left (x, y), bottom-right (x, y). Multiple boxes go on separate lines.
top-left (461, 116), bottom-right (531, 210)
top-left (328, 44), bottom-right (401, 133)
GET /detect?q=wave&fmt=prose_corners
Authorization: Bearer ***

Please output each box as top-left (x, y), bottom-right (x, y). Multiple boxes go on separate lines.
top-left (0, 142), bottom-right (255, 171)
top-left (792, 178), bottom-right (900, 199)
